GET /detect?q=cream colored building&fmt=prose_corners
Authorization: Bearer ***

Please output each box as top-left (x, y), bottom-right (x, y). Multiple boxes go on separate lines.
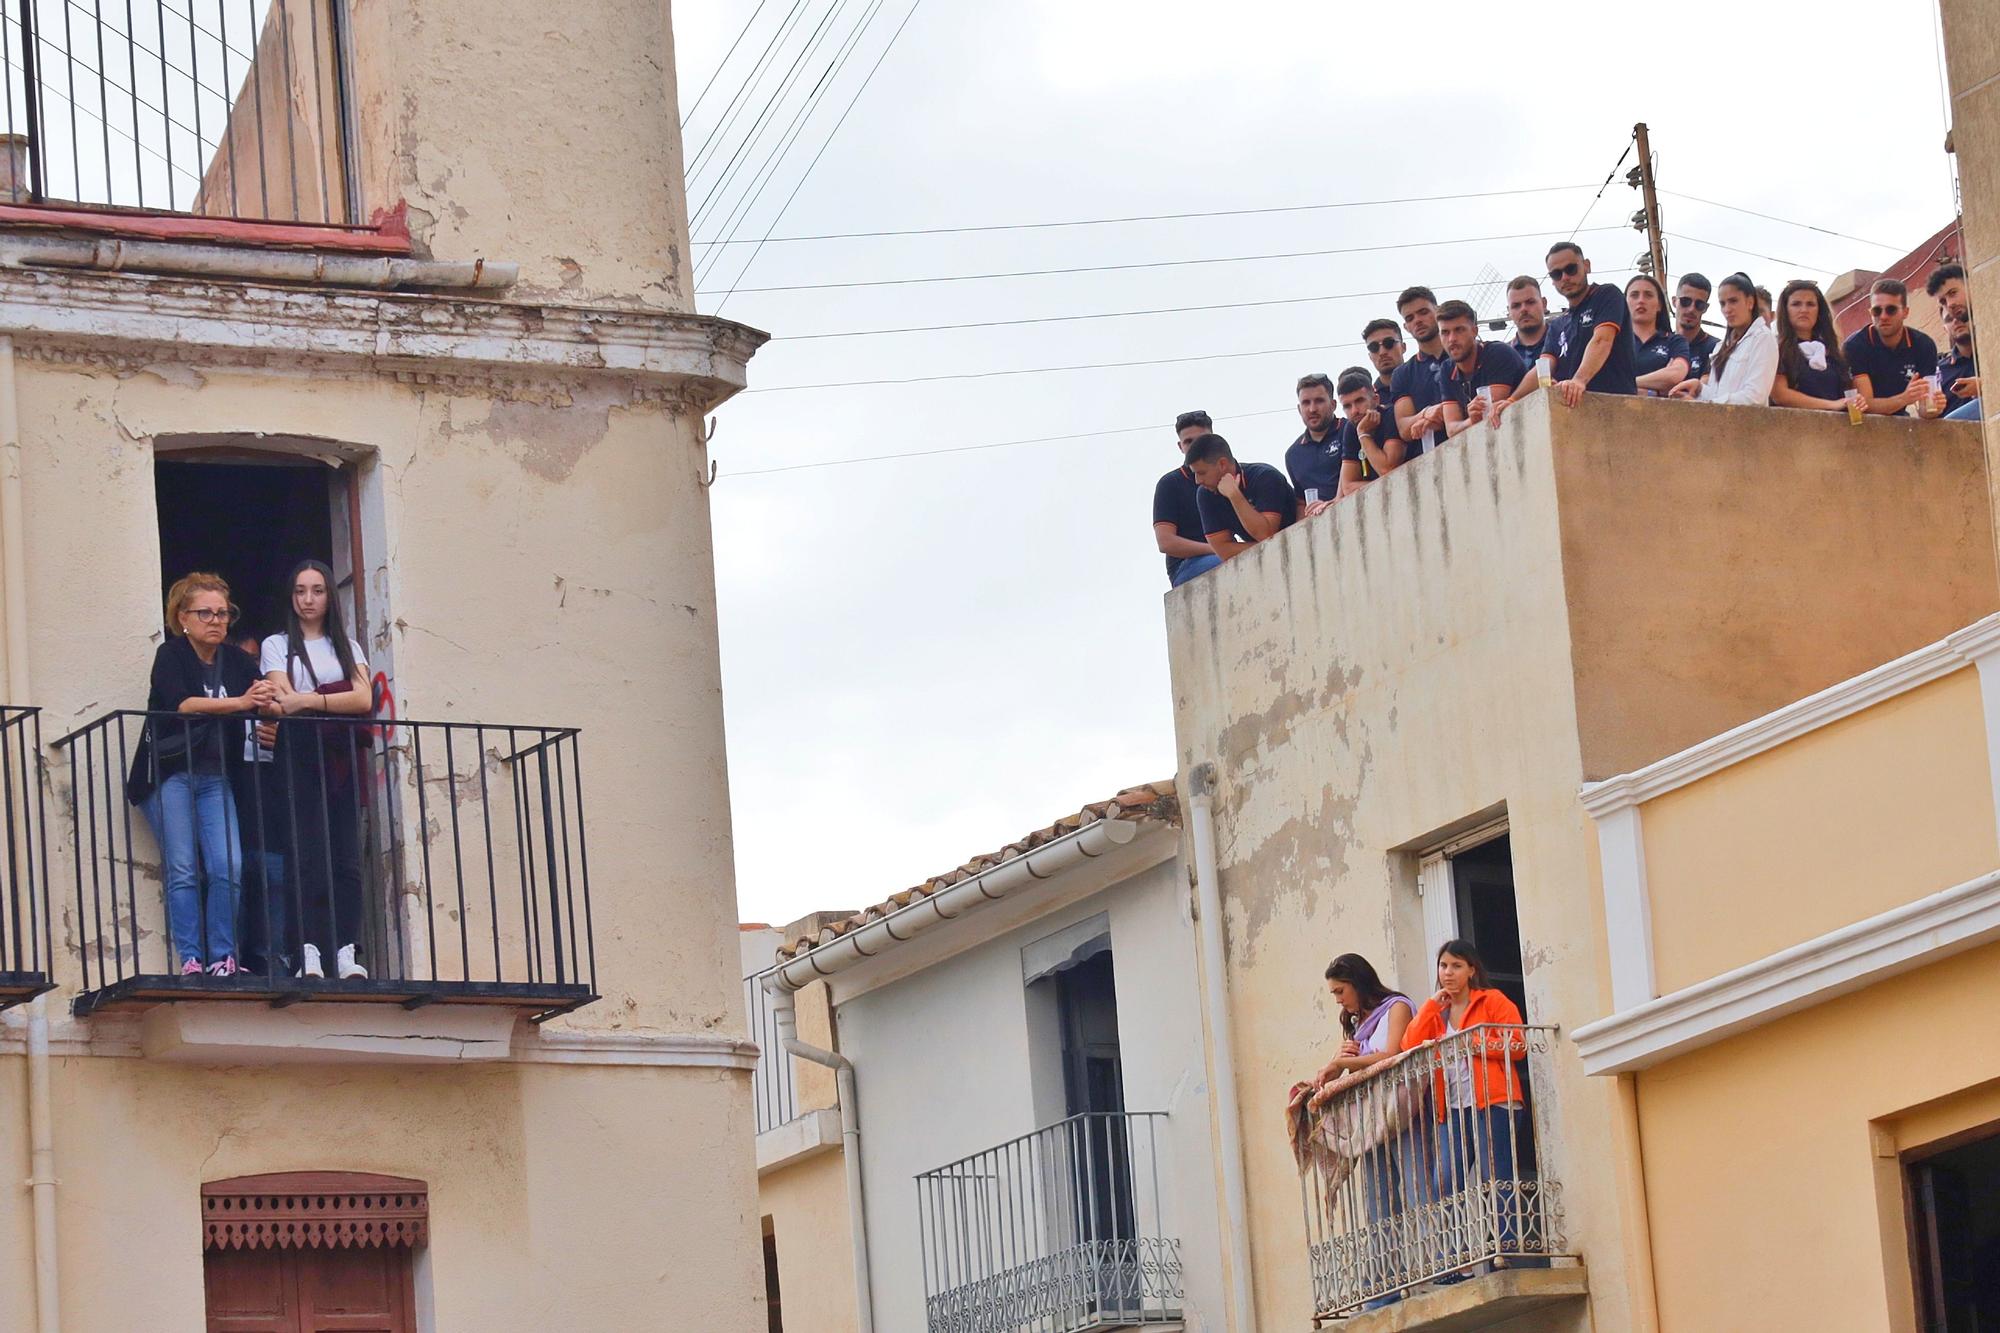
top-left (0, 2), bottom-right (772, 1329)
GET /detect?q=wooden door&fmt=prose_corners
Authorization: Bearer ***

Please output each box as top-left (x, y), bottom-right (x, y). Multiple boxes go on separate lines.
top-left (205, 1246), bottom-right (416, 1333)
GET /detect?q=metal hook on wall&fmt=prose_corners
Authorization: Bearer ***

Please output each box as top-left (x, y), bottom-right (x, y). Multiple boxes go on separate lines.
top-left (698, 416), bottom-right (719, 488)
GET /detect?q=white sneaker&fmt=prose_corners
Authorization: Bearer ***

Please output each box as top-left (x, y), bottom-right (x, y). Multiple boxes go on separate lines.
top-left (336, 945), bottom-right (368, 980)
top-left (299, 944), bottom-right (324, 979)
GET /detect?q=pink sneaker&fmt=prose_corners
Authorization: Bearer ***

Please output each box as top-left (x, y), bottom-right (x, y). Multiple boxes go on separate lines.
top-left (179, 957), bottom-right (204, 976)
top-left (206, 957), bottom-right (239, 978)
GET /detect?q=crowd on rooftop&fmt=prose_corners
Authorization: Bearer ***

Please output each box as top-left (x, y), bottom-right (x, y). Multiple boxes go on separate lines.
top-left (1153, 241), bottom-right (1984, 587)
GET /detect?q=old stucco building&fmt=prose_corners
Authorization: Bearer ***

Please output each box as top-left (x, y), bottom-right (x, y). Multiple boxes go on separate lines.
top-left (0, 2), bottom-right (770, 1329)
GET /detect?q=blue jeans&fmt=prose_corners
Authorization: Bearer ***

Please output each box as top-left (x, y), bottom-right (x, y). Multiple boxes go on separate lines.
top-left (1169, 553), bottom-right (1220, 587)
top-left (1946, 396), bottom-right (1982, 421)
top-left (1437, 1104), bottom-right (1541, 1259)
top-left (140, 771), bottom-right (243, 966)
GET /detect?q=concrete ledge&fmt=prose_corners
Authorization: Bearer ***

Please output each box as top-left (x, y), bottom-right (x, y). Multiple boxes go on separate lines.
top-left (1326, 1265), bottom-right (1588, 1331)
top-left (140, 1001), bottom-right (519, 1064)
top-left (756, 1106), bottom-right (842, 1175)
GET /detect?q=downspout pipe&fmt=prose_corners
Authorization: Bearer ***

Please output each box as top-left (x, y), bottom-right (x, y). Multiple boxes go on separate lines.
top-left (0, 331), bottom-right (56, 1333)
top-left (1188, 762), bottom-right (1255, 1333)
top-left (2, 235), bottom-right (518, 291)
top-left (771, 987), bottom-right (873, 1333)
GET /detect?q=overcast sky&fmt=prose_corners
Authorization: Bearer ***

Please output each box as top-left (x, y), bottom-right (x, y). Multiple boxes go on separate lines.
top-left (672, 0), bottom-right (1960, 931)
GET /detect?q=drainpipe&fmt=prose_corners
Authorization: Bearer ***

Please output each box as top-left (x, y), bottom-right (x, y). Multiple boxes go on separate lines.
top-left (771, 986), bottom-right (873, 1333)
top-left (1187, 762), bottom-right (1255, 1333)
top-left (0, 331), bottom-right (56, 1333)
top-left (1, 234), bottom-right (517, 291)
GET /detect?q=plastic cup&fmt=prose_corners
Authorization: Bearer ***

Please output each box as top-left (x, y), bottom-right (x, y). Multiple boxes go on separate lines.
top-left (1845, 390), bottom-right (1864, 426)
top-left (1304, 488), bottom-right (1320, 504)
top-left (1538, 355), bottom-right (1556, 387)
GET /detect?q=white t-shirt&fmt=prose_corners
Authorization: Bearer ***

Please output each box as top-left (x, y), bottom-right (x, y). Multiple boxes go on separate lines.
top-left (260, 633), bottom-right (368, 693)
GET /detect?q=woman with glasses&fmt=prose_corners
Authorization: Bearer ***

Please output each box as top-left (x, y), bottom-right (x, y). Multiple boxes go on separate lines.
top-left (1771, 281), bottom-right (1855, 412)
top-left (261, 560), bottom-right (375, 981)
top-left (1669, 273), bottom-right (1778, 406)
top-left (125, 573), bottom-right (277, 977)
top-left (1624, 275), bottom-right (1691, 396)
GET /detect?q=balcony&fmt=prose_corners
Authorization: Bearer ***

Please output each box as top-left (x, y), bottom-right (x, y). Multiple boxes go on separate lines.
top-left (0, 705), bottom-right (53, 1009)
top-left (917, 1111), bottom-right (1183, 1333)
top-left (1296, 1025), bottom-right (1585, 1327)
top-left (54, 711), bottom-right (595, 1030)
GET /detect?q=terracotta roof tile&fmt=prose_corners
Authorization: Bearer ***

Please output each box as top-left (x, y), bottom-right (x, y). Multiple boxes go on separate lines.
top-left (774, 779), bottom-right (1179, 960)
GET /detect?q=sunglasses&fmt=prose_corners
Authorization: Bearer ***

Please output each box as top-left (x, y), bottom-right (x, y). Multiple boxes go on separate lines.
top-left (1676, 296), bottom-right (1709, 312)
top-left (1365, 337), bottom-right (1400, 354)
top-left (1547, 261), bottom-right (1582, 281)
top-left (1871, 304), bottom-right (1903, 317)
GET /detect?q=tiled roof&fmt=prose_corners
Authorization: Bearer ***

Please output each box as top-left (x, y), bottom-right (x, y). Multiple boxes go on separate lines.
top-left (775, 780), bottom-right (1180, 960)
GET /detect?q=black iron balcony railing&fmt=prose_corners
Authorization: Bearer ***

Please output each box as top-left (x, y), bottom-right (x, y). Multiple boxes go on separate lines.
top-left (744, 965), bottom-right (800, 1135)
top-left (53, 710), bottom-right (594, 1019)
top-left (1293, 1023), bottom-right (1577, 1321)
top-left (0, 704), bottom-right (53, 1009)
top-left (0, 0), bottom-right (357, 222)
top-left (917, 1111), bottom-right (1183, 1333)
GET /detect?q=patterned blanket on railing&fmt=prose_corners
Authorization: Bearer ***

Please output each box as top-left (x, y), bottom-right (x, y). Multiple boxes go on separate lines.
top-left (1284, 1054), bottom-right (1424, 1225)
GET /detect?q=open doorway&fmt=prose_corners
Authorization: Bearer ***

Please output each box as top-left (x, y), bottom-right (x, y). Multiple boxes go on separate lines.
top-left (155, 457), bottom-right (335, 645)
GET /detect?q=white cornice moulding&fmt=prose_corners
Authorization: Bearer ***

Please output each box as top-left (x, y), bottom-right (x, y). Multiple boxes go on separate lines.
top-left (755, 1107), bottom-right (843, 1175)
top-left (1574, 868), bottom-right (2000, 1075)
top-left (513, 1026), bottom-right (760, 1070)
top-left (1580, 612), bottom-right (2000, 816)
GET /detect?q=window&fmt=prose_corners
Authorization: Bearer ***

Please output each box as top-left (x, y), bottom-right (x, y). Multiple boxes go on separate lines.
top-left (1417, 826), bottom-right (1526, 1017)
top-left (762, 1219), bottom-right (784, 1333)
top-left (202, 1172), bottom-right (425, 1333)
top-left (1907, 1128), bottom-right (2000, 1329)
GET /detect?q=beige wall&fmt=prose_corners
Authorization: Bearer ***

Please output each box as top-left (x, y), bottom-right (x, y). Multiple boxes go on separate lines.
top-left (1641, 666), bottom-right (1998, 992)
top-left (347, 0), bottom-right (697, 312)
top-left (1636, 941), bottom-right (2000, 1333)
top-left (1941, 0), bottom-right (2000, 555)
top-left (761, 1148), bottom-right (857, 1333)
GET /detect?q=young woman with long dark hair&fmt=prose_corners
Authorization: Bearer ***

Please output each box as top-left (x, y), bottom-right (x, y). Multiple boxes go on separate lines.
top-left (260, 560), bottom-right (374, 981)
top-left (1624, 274), bottom-right (1691, 396)
top-left (1771, 280), bottom-right (1855, 411)
top-left (1311, 953), bottom-right (1414, 1088)
top-left (126, 573), bottom-right (277, 976)
top-left (1669, 273), bottom-right (1778, 406)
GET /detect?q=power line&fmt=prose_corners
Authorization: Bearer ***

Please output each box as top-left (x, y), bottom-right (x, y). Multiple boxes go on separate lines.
top-left (700, 224), bottom-right (1629, 295)
top-left (690, 0), bottom-right (852, 221)
top-left (685, 0), bottom-right (813, 185)
top-left (1662, 232), bottom-right (1834, 276)
top-left (711, 0), bottom-right (928, 315)
top-left (691, 183), bottom-right (1603, 246)
top-left (681, 0), bottom-right (777, 128)
top-left (1658, 190), bottom-right (1899, 251)
top-left (746, 339), bottom-right (1371, 394)
top-left (1566, 136), bottom-right (1634, 241)
top-left (723, 409), bottom-right (1301, 477)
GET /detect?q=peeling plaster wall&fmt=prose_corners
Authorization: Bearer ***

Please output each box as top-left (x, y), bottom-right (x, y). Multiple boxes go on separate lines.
top-left (346, 0), bottom-right (697, 312)
top-left (1939, 0), bottom-right (2000, 561)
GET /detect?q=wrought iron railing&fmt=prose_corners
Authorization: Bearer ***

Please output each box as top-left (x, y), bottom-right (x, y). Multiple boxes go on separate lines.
top-left (917, 1111), bottom-right (1182, 1333)
top-left (744, 966), bottom-right (800, 1135)
top-left (52, 710), bottom-right (594, 1018)
top-left (1293, 1023), bottom-right (1574, 1321)
top-left (0, 0), bottom-right (356, 222)
top-left (0, 704), bottom-right (52, 1008)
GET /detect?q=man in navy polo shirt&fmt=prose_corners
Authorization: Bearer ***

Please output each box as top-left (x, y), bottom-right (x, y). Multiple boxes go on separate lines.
top-left (1362, 318), bottom-right (1405, 406)
top-left (1334, 366), bottom-right (1409, 497)
top-left (1152, 410), bottom-right (1221, 588)
top-left (1673, 273), bottom-right (1722, 381)
top-left (1506, 276), bottom-right (1557, 363)
top-left (1544, 242), bottom-right (1638, 402)
top-left (1926, 264), bottom-right (1981, 421)
top-left (1286, 374), bottom-right (1345, 517)
top-left (1436, 301), bottom-right (1531, 438)
top-left (1843, 278), bottom-right (1939, 416)
top-left (1187, 433), bottom-right (1297, 562)
top-left (1390, 286), bottom-right (1450, 454)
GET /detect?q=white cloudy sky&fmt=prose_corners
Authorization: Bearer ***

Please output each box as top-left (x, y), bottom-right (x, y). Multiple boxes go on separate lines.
top-left (672, 0), bottom-right (1960, 928)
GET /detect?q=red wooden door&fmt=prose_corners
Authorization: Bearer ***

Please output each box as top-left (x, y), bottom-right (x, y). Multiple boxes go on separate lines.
top-left (205, 1246), bottom-right (416, 1333)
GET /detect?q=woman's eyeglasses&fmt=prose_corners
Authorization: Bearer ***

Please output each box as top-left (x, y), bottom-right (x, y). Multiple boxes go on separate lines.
top-left (184, 606), bottom-right (241, 625)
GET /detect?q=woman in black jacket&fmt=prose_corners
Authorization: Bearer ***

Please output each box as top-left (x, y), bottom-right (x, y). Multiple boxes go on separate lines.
top-left (127, 573), bottom-right (276, 976)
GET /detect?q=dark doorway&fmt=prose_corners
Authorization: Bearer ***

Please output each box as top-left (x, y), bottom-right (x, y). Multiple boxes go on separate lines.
top-left (762, 1220), bottom-right (784, 1333)
top-left (1909, 1128), bottom-right (2000, 1330)
top-left (1452, 834), bottom-right (1526, 1019)
top-left (154, 457), bottom-right (336, 647)
top-left (1057, 949), bottom-right (1125, 1117)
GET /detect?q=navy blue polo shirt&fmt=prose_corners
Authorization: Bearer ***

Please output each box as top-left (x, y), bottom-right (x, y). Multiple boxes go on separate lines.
top-left (1152, 466), bottom-right (1207, 582)
top-left (1339, 404), bottom-right (1416, 481)
top-left (1196, 462), bottom-right (1298, 545)
top-left (1682, 329), bottom-right (1721, 381)
top-left (1441, 342), bottom-right (1530, 411)
top-left (1635, 329), bottom-right (1691, 386)
top-left (1549, 284), bottom-right (1638, 394)
top-left (1511, 324), bottom-right (1552, 362)
top-left (1938, 344), bottom-right (1977, 415)
top-left (1843, 325), bottom-right (1939, 401)
top-left (1284, 426), bottom-right (1345, 502)
top-left (1781, 344), bottom-right (1851, 404)
top-left (1374, 374), bottom-right (1396, 407)
top-left (1390, 350), bottom-right (1447, 441)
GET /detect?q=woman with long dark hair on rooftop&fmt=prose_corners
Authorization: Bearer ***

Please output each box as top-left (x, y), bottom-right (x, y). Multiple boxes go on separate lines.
top-left (1771, 280), bottom-right (1855, 412)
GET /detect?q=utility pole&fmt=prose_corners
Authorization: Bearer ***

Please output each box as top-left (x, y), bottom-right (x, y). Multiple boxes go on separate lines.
top-left (1630, 122), bottom-right (1667, 282)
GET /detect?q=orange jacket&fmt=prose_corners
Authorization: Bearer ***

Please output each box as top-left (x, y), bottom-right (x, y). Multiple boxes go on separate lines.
top-left (1400, 988), bottom-right (1527, 1119)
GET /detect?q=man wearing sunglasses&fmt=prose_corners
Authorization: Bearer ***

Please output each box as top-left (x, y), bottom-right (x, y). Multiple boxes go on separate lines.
top-left (1362, 318), bottom-right (1406, 407)
top-left (1674, 274), bottom-right (1723, 380)
top-left (1542, 242), bottom-right (1638, 404)
top-left (1842, 278), bottom-right (1940, 416)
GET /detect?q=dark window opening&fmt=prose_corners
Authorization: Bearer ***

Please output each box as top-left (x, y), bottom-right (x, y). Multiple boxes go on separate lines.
top-left (154, 456), bottom-right (338, 648)
top-left (1909, 1127), bottom-right (2000, 1330)
top-left (763, 1220), bottom-right (784, 1333)
top-left (1452, 833), bottom-right (1526, 1019)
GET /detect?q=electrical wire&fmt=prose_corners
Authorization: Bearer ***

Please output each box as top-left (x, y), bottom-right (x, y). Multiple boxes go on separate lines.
top-left (685, 0), bottom-right (813, 185)
top-left (691, 183), bottom-right (1604, 245)
top-left (1658, 190), bottom-right (1899, 251)
top-left (1662, 232), bottom-right (1834, 276)
top-left (681, 0), bottom-right (777, 128)
top-left (1565, 136), bottom-right (1634, 241)
top-left (701, 224), bottom-right (1628, 296)
top-left (746, 339), bottom-right (1374, 394)
top-left (690, 0), bottom-right (850, 214)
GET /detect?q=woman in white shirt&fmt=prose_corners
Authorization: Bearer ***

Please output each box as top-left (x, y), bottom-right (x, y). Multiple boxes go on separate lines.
top-left (261, 560), bottom-right (375, 981)
top-left (1669, 273), bottom-right (1778, 406)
